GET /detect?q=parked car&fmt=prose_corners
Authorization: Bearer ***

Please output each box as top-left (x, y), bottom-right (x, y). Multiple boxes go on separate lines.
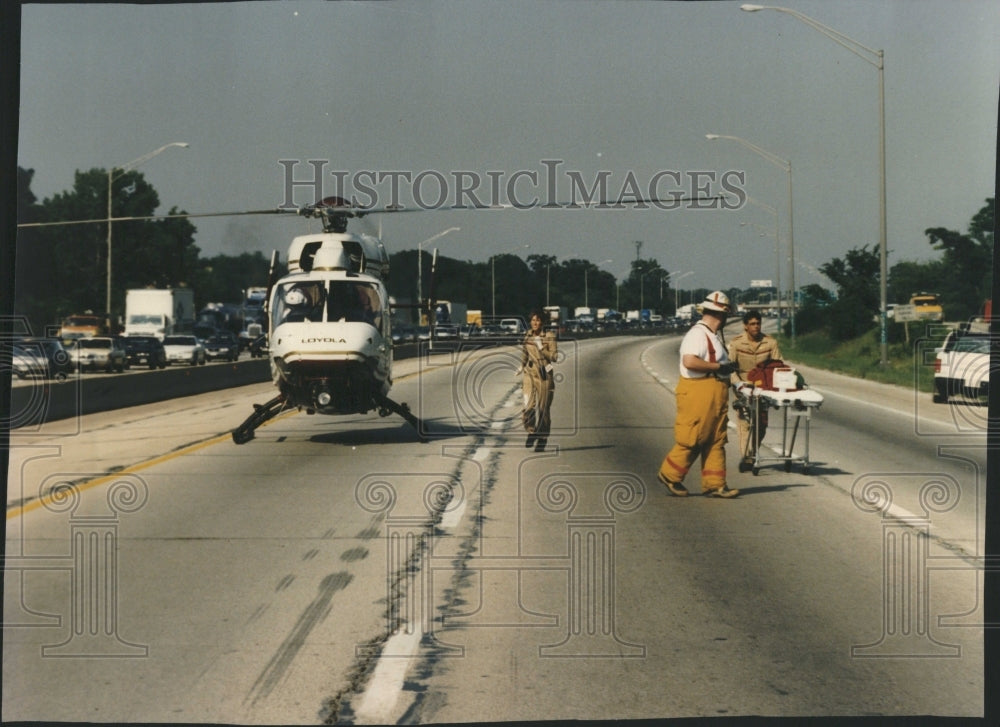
top-left (933, 330), bottom-right (991, 402)
top-left (121, 335), bottom-right (167, 370)
top-left (249, 334), bottom-right (269, 359)
top-left (10, 338), bottom-right (74, 381)
top-left (162, 335), bottom-right (207, 366)
top-left (69, 336), bottom-right (127, 373)
top-left (203, 331), bottom-right (240, 362)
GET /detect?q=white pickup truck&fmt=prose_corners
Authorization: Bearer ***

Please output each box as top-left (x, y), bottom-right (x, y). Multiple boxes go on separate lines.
top-left (933, 330), bottom-right (991, 402)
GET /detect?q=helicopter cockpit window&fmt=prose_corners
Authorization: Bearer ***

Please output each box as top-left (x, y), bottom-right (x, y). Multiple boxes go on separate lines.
top-left (327, 282), bottom-right (382, 332)
top-left (275, 281), bottom-right (326, 324)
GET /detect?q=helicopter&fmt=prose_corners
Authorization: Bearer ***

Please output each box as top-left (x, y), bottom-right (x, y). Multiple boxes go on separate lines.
top-left (18, 189), bottom-right (725, 445)
top-left (230, 197), bottom-right (430, 444)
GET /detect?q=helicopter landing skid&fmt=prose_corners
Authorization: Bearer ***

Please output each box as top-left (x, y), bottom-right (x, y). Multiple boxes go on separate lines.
top-left (376, 395), bottom-right (427, 442)
top-left (232, 394), bottom-right (287, 444)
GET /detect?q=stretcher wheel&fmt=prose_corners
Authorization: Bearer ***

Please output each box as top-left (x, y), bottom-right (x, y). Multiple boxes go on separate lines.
top-left (784, 460), bottom-right (792, 473)
top-left (752, 467), bottom-right (759, 476)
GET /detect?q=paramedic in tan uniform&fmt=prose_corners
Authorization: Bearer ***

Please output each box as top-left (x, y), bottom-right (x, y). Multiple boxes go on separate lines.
top-left (658, 291), bottom-right (739, 498)
top-left (520, 310), bottom-right (558, 452)
top-left (728, 308), bottom-right (783, 470)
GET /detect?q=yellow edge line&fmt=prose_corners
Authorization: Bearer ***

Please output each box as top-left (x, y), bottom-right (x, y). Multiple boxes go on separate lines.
top-left (7, 409), bottom-right (298, 520)
top-left (8, 348), bottom-right (485, 520)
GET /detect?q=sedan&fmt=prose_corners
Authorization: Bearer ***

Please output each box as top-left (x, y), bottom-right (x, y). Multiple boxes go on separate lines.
top-left (162, 335), bottom-right (207, 366)
top-left (11, 338), bottom-right (74, 381)
top-left (121, 335), bottom-right (167, 370)
top-left (934, 331), bottom-right (991, 402)
top-left (69, 337), bottom-right (127, 373)
top-left (203, 332), bottom-right (240, 362)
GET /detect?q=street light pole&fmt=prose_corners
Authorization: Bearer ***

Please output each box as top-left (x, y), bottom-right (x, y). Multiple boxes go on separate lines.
top-left (743, 195), bottom-right (782, 329)
top-left (740, 3), bottom-right (887, 364)
top-left (416, 226), bottom-right (460, 322)
top-left (670, 270), bottom-right (693, 313)
top-left (706, 133), bottom-right (795, 345)
top-left (106, 142), bottom-right (189, 327)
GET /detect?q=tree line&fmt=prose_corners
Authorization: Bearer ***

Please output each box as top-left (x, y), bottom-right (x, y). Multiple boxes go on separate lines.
top-left (12, 166), bottom-right (992, 338)
top-left (794, 197), bottom-right (993, 341)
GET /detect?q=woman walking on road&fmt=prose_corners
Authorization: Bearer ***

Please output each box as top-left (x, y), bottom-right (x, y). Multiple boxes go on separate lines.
top-left (520, 310), bottom-right (558, 452)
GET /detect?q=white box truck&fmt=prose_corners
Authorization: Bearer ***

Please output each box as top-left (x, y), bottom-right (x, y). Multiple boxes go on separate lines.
top-left (124, 288), bottom-right (195, 339)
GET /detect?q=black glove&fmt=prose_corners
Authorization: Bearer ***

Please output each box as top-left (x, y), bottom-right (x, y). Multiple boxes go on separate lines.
top-left (716, 362), bottom-right (736, 377)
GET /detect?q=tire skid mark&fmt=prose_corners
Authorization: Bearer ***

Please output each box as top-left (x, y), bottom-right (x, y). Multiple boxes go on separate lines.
top-left (247, 571), bottom-right (353, 706)
top-left (321, 382), bottom-right (520, 724)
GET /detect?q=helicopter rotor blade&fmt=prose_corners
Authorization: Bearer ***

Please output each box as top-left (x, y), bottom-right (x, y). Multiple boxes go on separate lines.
top-left (16, 208), bottom-right (299, 229)
top-left (17, 194), bottom-right (725, 229)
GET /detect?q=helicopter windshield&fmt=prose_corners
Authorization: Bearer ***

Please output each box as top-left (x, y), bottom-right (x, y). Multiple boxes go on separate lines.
top-left (274, 280), bottom-right (382, 332)
top-left (327, 282), bottom-right (382, 329)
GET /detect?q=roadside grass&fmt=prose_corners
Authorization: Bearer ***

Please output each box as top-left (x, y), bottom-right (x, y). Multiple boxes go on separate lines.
top-left (775, 324), bottom-right (951, 393)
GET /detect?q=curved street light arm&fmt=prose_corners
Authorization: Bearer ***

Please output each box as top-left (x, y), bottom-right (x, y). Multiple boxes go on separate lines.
top-left (112, 142), bottom-right (190, 180)
top-left (706, 133), bottom-right (789, 172)
top-left (742, 2), bottom-right (888, 363)
top-left (741, 5), bottom-right (883, 69)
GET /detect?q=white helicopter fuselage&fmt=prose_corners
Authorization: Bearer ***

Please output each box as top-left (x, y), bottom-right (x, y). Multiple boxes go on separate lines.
top-left (266, 231), bottom-right (394, 416)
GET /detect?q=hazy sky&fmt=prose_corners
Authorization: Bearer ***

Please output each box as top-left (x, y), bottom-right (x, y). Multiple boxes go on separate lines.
top-left (15, 0), bottom-right (999, 293)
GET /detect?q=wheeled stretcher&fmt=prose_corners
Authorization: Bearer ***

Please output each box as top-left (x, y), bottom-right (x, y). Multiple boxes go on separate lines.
top-left (732, 374), bottom-right (824, 475)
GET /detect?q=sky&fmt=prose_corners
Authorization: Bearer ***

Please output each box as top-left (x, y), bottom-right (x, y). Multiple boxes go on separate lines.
top-left (13, 0), bottom-right (1000, 295)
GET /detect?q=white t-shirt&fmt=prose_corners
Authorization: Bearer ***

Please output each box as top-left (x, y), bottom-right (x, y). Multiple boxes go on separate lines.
top-left (678, 322), bottom-right (729, 378)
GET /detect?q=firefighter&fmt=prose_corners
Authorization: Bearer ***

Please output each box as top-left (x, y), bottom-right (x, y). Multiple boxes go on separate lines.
top-left (728, 308), bottom-right (783, 471)
top-left (658, 291), bottom-right (739, 498)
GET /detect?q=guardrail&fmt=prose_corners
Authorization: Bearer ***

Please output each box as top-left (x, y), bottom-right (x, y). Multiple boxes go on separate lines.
top-left (7, 327), bottom-right (678, 428)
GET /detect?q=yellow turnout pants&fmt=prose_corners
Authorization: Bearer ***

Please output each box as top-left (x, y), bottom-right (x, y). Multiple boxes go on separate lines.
top-left (659, 376), bottom-right (729, 491)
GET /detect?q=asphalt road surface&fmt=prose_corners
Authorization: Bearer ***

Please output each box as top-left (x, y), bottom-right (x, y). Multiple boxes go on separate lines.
top-left (3, 331), bottom-right (987, 723)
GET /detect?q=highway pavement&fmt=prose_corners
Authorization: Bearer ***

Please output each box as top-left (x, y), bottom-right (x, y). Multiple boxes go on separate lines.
top-left (3, 331), bottom-right (988, 723)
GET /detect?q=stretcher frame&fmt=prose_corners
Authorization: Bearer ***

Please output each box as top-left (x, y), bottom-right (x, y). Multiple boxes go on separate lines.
top-left (733, 383), bottom-right (824, 475)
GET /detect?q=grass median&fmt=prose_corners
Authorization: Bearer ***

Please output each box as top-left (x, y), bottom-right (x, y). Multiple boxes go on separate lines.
top-left (775, 323), bottom-right (952, 393)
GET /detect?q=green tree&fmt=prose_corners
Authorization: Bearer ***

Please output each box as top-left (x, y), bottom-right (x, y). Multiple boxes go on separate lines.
top-left (14, 166), bottom-right (198, 331)
top-left (888, 259), bottom-right (947, 305)
top-left (816, 245), bottom-right (880, 341)
top-left (619, 258), bottom-right (666, 312)
top-left (193, 252), bottom-right (275, 304)
top-left (791, 283), bottom-right (836, 335)
top-left (924, 197), bottom-right (994, 320)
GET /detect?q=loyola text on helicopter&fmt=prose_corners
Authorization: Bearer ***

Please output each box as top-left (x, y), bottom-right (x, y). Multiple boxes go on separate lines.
top-left (278, 159), bottom-right (748, 211)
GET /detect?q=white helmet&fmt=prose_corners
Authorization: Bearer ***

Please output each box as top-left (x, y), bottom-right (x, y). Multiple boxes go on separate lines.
top-left (700, 290), bottom-right (731, 314)
top-left (284, 287), bottom-right (308, 306)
